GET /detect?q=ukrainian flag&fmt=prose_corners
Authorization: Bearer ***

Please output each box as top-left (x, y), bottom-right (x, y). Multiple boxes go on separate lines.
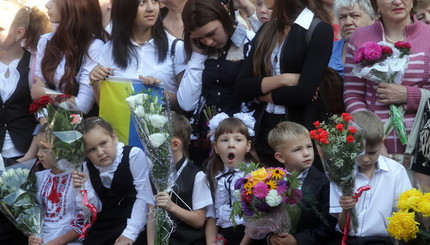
top-left (99, 78), bottom-right (163, 148)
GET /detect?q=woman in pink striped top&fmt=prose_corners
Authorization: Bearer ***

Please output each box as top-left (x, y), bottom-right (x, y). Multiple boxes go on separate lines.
top-left (344, 0), bottom-right (430, 159)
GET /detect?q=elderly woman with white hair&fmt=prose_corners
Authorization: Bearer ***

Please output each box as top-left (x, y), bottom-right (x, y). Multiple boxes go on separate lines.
top-left (328, 0), bottom-right (375, 76)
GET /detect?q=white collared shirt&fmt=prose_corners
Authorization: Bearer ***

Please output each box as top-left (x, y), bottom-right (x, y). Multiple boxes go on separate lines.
top-left (98, 32), bottom-right (186, 94)
top-left (35, 33), bottom-right (104, 114)
top-left (82, 142), bottom-right (154, 241)
top-left (329, 155), bottom-right (412, 237)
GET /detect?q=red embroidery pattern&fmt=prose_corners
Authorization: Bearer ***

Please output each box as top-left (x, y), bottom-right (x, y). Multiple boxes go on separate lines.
top-left (41, 173), bottom-right (72, 222)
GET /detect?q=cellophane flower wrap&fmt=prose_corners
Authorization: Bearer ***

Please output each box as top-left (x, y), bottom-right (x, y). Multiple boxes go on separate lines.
top-left (310, 113), bottom-right (365, 232)
top-left (387, 188), bottom-right (430, 244)
top-left (29, 95), bottom-right (95, 238)
top-left (125, 87), bottom-right (176, 245)
top-left (230, 163), bottom-right (302, 239)
top-left (0, 167), bottom-right (42, 239)
top-left (352, 41), bottom-right (411, 144)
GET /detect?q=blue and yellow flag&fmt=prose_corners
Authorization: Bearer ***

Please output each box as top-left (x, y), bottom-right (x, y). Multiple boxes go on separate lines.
top-left (99, 78), bottom-right (163, 148)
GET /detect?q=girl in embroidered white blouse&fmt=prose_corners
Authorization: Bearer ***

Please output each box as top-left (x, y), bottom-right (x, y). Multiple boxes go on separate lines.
top-left (29, 124), bottom-right (85, 245)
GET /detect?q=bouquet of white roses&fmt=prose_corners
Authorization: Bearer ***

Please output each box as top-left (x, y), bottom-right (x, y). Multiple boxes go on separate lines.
top-left (0, 167), bottom-right (43, 239)
top-left (125, 86), bottom-right (176, 245)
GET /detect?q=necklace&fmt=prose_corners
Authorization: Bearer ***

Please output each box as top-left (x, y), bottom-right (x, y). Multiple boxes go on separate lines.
top-left (385, 35), bottom-right (406, 43)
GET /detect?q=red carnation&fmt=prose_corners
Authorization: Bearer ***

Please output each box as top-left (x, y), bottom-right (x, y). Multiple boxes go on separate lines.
top-left (381, 45), bottom-right (393, 56)
top-left (394, 41), bottom-right (411, 49)
top-left (346, 135), bottom-right (355, 143)
top-left (310, 129), bottom-right (317, 139)
top-left (313, 121), bottom-right (321, 128)
top-left (341, 113), bottom-right (353, 122)
top-left (336, 123), bottom-right (344, 132)
top-left (348, 126), bottom-right (357, 134)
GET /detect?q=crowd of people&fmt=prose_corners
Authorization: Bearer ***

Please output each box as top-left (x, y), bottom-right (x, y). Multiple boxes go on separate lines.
top-left (1, 0), bottom-right (430, 244)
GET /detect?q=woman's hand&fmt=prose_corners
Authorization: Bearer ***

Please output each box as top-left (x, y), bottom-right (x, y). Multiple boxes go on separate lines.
top-left (376, 83), bottom-right (407, 105)
top-left (31, 78), bottom-right (47, 100)
top-left (89, 65), bottom-right (111, 82)
top-left (72, 171), bottom-right (87, 189)
top-left (339, 195), bottom-right (356, 211)
top-left (269, 233), bottom-right (298, 245)
top-left (138, 75), bottom-right (160, 86)
top-left (114, 235), bottom-right (134, 245)
top-left (156, 192), bottom-right (173, 212)
top-left (28, 235), bottom-right (43, 245)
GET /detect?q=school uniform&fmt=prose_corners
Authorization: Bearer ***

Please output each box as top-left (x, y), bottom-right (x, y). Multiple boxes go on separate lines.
top-left (82, 143), bottom-right (153, 245)
top-left (168, 157), bottom-right (212, 245)
top-left (330, 156), bottom-right (412, 244)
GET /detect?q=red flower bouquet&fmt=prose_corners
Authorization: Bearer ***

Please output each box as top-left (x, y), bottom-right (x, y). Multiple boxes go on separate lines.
top-left (352, 41), bottom-right (411, 144)
top-left (310, 113), bottom-right (365, 233)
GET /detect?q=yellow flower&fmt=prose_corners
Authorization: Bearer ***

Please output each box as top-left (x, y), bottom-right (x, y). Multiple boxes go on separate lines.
top-left (386, 211), bottom-right (419, 242)
top-left (266, 180), bottom-right (277, 190)
top-left (397, 188), bottom-right (423, 211)
top-left (270, 168), bottom-right (286, 179)
top-left (417, 193), bottom-right (430, 217)
top-left (244, 180), bottom-right (256, 194)
top-left (251, 168), bottom-right (268, 181)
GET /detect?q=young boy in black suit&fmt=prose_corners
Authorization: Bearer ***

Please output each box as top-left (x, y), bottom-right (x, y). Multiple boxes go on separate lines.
top-left (266, 121), bottom-right (340, 245)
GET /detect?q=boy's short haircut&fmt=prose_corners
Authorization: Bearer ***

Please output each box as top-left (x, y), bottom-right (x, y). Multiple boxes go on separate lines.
top-left (170, 111), bottom-right (192, 156)
top-left (352, 111), bottom-right (384, 147)
top-left (268, 121), bottom-right (309, 151)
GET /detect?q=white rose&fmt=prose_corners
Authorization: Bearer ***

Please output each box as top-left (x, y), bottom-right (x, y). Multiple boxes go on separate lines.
top-left (126, 93), bottom-right (147, 107)
top-left (125, 94), bottom-right (137, 107)
top-left (134, 93), bottom-right (147, 105)
top-left (147, 114), bottom-right (168, 127)
top-left (149, 133), bottom-right (167, 147)
top-left (265, 189), bottom-right (282, 207)
top-left (134, 105), bottom-right (146, 118)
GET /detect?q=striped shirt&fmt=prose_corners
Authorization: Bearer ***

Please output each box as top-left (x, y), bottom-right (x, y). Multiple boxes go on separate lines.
top-left (344, 16), bottom-right (430, 154)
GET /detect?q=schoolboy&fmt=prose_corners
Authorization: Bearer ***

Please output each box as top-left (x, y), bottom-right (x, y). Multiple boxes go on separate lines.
top-left (330, 111), bottom-right (412, 245)
top-left (266, 121), bottom-right (339, 245)
top-left (147, 112), bottom-right (213, 245)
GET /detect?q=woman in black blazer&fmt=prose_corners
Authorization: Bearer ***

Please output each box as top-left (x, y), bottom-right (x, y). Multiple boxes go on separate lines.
top-left (235, 0), bottom-right (333, 167)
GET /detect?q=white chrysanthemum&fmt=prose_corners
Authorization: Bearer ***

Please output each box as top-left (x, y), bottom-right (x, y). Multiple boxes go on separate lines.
top-left (147, 114), bottom-right (168, 127)
top-left (134, 105), bottom-right (146, 118)
top-left (149, 133), bottom-right (167, 147)
top-left (265, 189), bottom-right (282, 207)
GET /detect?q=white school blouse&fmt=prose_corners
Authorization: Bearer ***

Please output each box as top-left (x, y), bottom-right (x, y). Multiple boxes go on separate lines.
top-left (35, 33), bottom-right (104, 114)
top-left (81, 142), bottom-right (154, 241)
top-left (97, 31), bottom-right (186, 94)
top-left (329, 155), bottom-right (412, 237)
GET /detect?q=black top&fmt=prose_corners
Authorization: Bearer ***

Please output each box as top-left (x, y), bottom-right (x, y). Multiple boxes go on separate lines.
top-left (235, 16), bottom-right (333, 130)
top-left (0, 49), bottom-right (37, 154)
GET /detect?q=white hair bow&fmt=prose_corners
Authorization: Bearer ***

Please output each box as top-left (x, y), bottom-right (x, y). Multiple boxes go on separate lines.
top-left (208, 112), bottom-right (256, 142)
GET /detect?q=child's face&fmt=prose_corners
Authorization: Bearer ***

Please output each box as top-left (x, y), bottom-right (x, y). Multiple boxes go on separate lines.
top-left (357, 143), bottom-right (382, 171)
top-left (256, 0), bottom-right (272, 23)
top-left (36, 134), bottom-right (55, 170)
top-left (274, 134), bottom-right (314, 173)
top-left (214, 132), bottom-right (251, 169)
top-left (84, 125), bottom-right (118, 167)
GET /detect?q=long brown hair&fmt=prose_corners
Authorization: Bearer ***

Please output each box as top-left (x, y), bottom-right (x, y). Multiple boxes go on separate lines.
top-left (41, 0), bottom-right (108, 95)
top-left (252, 0), bottom-right (307, 77)
top-left (182, 0), bottom-right (234, 61)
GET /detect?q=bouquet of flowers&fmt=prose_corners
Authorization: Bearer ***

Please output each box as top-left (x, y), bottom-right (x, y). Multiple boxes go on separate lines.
top-left (125, 87), bottom-right (176, 245)
top-left (387, 188), bottom-right (430, 244)
top-left (29, 95), bottom-right (85, 171)
top-left (352, 41), bottom-right (411, 144)
top-left (310, 113), bottom-right (365, 234)
top-left (0, 167), bottom-right (43, 239)
top-left (231, 164), bottom-right (302, 239)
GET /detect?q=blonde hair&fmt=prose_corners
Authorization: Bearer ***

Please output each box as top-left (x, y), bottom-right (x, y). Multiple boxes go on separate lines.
top-left (352, 111), bottom-right (384, 147)
top-left (268, 121), bottom-right (310, 152)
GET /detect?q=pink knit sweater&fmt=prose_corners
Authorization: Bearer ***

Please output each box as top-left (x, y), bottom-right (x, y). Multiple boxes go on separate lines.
top-left (344, 16), bottom-right (430, 154)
